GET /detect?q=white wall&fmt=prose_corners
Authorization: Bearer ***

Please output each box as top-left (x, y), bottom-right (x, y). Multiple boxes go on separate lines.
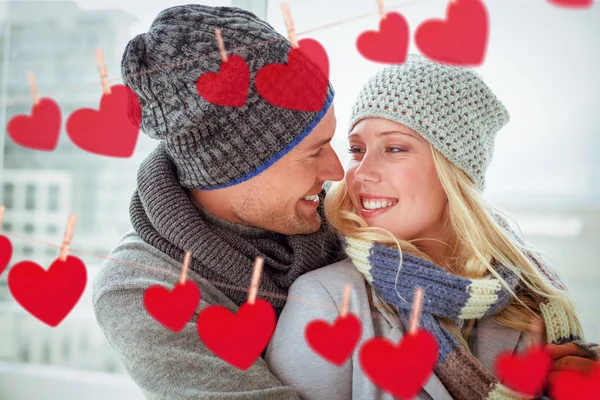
top-left (0, 362), bottom-right (145, 400)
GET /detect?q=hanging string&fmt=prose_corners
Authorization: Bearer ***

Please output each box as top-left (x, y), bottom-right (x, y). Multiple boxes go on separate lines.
top-left (3, 0), bottom-right (430, 107)
top-left (0, 230), bottom-right (387, 321)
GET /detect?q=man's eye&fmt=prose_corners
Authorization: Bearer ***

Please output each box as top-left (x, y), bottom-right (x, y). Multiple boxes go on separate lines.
top-left (312, 148), bottom-right (322, 157)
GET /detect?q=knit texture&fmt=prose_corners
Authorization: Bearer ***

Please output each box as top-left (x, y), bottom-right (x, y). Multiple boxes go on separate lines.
top-left (129, 142), bottom-right (346, 315)
top-left (349, 54), bottom-right (509, 191)
top-left (122, 5), bottom-right (333, 190)
top-left (342, 221), bottom-right (586, 400)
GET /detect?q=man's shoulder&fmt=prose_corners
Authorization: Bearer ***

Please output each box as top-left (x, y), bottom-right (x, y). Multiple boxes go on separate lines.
top-left (92, 231), bottom-right (177, 299)
top-left (91, 231), bottom-right (229, 309)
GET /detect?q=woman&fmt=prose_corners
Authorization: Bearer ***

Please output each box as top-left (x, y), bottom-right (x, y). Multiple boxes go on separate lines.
top-left (265, 55), bottom-right (598, 399)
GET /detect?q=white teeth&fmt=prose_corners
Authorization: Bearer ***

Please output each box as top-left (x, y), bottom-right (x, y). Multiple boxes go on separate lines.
top-left (302, 194), bottom-right (319, 201)
top-left (362, 199), bottom-right (398, 210)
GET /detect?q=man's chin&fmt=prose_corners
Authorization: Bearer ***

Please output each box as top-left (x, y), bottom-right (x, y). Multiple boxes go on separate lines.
top-left (299, 212), bottom-right (322, 234)
top-left (279, 209), bottom-right (321, 235)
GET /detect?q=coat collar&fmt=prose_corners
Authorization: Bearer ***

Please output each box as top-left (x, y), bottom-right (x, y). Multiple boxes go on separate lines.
top-left (379, 309), bottom-right (524, 400)
top-left (474, 317), bottom-right (525, 373)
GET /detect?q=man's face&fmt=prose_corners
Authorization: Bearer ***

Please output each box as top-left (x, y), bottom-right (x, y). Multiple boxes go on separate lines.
top-left (192, 106), bottom-right (344, 235)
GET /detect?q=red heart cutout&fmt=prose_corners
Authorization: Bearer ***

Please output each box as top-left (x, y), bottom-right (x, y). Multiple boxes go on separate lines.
top-left (144, 280), bottom-right (201, 332)
top-left (66, 84), bottom-right (140, 158)
top-left (298, 38), bottom-right (330, 79)
top-left (548, 0), bottom-right (593, 8)
top-left (356, 12), bottom-right (410, 64)
top-left (494, 346), bottom-right (552, 397)
top-left (415, 0), bottom-right (489, 66)
top-left (359, 329), bottom-right (438, 399)
top-left (197, 299), bottom-right (276, 370)
top-left (0, 235), bottom-right (12, 276)
top-left (196, 54), bottom-right (250, 107)
top-left (305, 313), bottom-right (362, 366)
top-left (8, 255), bottom-right (87, 327)
top-left (7, 98), bottom-right (61, 151)
top-left (255, 47), bottom-right (329, 112)
top-left (549, 362), bottom-right (600, 399)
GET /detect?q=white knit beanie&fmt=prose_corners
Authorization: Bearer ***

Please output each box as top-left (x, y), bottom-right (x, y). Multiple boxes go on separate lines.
top-left (349, 54), bottom-right (509, 191)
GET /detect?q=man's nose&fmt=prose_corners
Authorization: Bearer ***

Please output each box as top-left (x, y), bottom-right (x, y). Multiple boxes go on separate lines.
top-left (321, 146), bottom-right (344, 182)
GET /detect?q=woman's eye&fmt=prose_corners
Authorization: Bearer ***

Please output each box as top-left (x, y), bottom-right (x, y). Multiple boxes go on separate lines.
top-left (348, 146), bottom-right (364, 154)
top-left (387, 146), bottom-right (407, 153)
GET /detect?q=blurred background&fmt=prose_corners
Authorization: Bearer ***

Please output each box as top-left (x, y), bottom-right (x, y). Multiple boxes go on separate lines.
top-left (0, 0), bottom-right (598, 399)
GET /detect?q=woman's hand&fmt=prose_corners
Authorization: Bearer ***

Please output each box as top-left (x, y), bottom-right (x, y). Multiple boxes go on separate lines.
top-left (546, 343), bottom-right (598, 384)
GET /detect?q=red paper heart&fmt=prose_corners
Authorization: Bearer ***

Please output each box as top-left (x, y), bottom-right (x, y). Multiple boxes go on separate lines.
top-left (66, 84), bottom-right (140, 158)
top-left (197, 299), bottom-right (276, 370)
top-left (196, 54), bottom-right (250, 107)
top-left (359, 329), bottom-right (438, 399)
top-left (255, 47), bottom-right (329, 112)
top-left (356, 12), bottom-right (410, 64)
top-left (415, 0), bottom-right (489, 66)
top-left (7, 98), bottom-right (61, 151)
top-left (8, 255), bottom-right (87, 327)
top-left (548, 0), bottom-right (593, 8)
top-left (0, 235), bottom-right (12, 276)
top-left (494, 346), bottom-right (552, 396)
top-left (298, 38), bottom-right (330, 79)
top-left (144, 280), bottom-right (201, 332)
top-left (549, 362), bottom-right (600, 399)
top-left (305, 313), bottom-right (362, 366)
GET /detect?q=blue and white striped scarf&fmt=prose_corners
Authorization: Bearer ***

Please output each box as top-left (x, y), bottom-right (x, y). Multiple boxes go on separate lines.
top-left (342, 235), bottom-right (583, 399)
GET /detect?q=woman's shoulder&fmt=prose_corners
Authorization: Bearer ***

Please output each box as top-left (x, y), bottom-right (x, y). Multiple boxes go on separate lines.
top-left (292, 257), bottom-right (365, 291)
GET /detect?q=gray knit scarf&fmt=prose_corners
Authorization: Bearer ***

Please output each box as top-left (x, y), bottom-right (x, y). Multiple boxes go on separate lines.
top-left (129, 142), bottom-right (345, 315)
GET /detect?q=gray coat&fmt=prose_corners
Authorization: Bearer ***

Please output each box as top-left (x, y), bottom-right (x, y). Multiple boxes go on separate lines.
top-left (93, 231), bottom-right (300, 400)
top-left (265, 258), bottom-right (529, 400)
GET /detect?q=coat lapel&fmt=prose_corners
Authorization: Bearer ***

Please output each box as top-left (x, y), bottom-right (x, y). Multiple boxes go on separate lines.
top-left (475, 317), bottom-right (525, 373)
top-left (387, 326), bottom-right (454, 400)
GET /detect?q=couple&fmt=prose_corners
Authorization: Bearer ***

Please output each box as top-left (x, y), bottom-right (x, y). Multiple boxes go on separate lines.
top-left (92, 4), bottom-right (598, 400)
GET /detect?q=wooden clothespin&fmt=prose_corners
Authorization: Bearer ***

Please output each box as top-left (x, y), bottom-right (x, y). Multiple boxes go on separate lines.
top-left (215, 29), bottom-right (228, 63)
top-left (59, 214), bottom-right (77, 262)
top-left (94, 48), bottom-right (111, 95)
top-left (409, 287), bottom-right (424, 334)
top-left (179, 250), bottom-right (192, 284)
top-left (248, 256), bottom-right (264, 304)
top-left (339, 284), bottom-right (352, 317)
top-left (280, 3), bottom-right (299, 48)
top-left (377, 0), bottom-right (387, 20)
top-left (27, 72), bottom-right (40, 106)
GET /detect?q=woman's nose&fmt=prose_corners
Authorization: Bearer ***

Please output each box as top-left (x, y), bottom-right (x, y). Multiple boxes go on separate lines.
top-left (353, 154), bottom-right (380, 183)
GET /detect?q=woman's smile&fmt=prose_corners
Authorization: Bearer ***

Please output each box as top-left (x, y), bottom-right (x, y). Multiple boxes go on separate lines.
top-left (358, 194), bottom-right (399, 218)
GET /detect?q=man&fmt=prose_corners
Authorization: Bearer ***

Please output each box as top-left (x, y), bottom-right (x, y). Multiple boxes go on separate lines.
top-left (93, 5), bottom-right (345, 400)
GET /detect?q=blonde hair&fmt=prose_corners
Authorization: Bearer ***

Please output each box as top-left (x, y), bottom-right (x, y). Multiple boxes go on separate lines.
top-left (324, 146), bottom-right (581, 348)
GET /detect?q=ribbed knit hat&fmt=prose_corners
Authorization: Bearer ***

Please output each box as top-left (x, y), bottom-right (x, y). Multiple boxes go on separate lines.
top-left (349, 54), bottom-right (509, 191)
top-left (122, 5), bottom-right (333, 190)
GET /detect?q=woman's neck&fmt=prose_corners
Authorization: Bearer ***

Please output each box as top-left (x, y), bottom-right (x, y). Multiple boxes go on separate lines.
top-left (413, 222), bottom-right (463, 274)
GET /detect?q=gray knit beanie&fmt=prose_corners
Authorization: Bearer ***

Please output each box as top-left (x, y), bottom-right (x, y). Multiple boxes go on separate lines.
top-left (122, 5), bottom-right (333, 190)
top-left (349, 54), bottom-right (509, 191)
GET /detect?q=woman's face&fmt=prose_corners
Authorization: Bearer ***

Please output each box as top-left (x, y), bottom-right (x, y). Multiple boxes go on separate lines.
top-left (345, 118), bottom-right (448, 242)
